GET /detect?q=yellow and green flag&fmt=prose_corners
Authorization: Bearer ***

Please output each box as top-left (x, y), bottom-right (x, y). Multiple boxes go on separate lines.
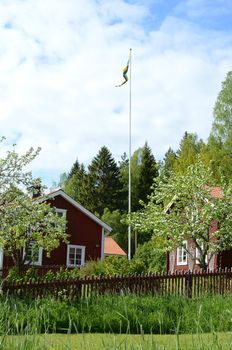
top-left (116, 58), bottom-right (130, 87)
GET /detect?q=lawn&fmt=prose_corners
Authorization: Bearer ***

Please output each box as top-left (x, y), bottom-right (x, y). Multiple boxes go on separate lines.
top-left (1, 332), bottom-right (232, 350)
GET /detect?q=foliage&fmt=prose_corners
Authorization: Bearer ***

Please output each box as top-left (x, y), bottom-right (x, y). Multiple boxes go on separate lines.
top-left (79, 252), bottom-right (165, 277)
top-left (79, 146), bottom-right (122, 216)
top-left (4, 266), bottom-right (81, 283)
top-left (78, 256), bottom-right (130, 277)
top-left (119, 144), bottom-right (158, 212)
top-left (198, 135), bottom-right (232, 184)
top-left (63, 160), bottom-right (86, 204)
top-left (198, 71), bottom-right (232, 184)
top-left (0, 193), bottom-right (67, 267)
top-left (0, 138), bottom-right (67, 268)
top-left (173, 132), bottom-right (204, 174)
top-left (118, 149), bottom-right (142, 212)
top-left (132, 241), bottom-right (165, 273)
top-left (131, 160), bottom-right (232, 270)
top-left (0, 293), bottom-right (232, 336)
top-left (160, 147), bottom-right (177, 178)
top-left (212, 71), bottom-right (232, 150)
top-left (137, 142), bottom-right (159, 207)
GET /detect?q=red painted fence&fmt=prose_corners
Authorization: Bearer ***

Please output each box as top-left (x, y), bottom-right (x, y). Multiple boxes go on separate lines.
top-left (1, 268), bottom-right (232, 298)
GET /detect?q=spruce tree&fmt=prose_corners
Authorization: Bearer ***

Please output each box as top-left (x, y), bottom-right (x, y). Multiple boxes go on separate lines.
top-left (63, 160), bottom-right (86, 204)
top-left (67, 160), bottom-right (82, 180)
top-left (137, 142), bottom-right (159, 207)
top-left (119, 148), bottom-right (143, 212)
top-left (161, 147), bottom-right (177, 178)
top-left (86, 146), bottom-right (122, 216)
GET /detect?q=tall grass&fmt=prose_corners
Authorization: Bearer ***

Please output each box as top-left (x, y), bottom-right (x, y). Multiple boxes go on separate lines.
top-left (1, 293), bottom-right (232, 349)
top-left (0, 293), bottom-right (232, 335)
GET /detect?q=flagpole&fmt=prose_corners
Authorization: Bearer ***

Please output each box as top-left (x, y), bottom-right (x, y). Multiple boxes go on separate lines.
top-left (128, 48), bottom-right (132, 260)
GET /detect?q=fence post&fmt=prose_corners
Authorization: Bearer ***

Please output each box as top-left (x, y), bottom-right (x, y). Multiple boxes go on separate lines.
top-left (185, 271), bottom-right (192, 298)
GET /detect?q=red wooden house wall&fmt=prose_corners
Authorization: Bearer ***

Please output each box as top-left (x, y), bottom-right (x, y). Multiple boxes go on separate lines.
top-left (2, 189), bottom-right (111, 269)
top-left (167, 220), bottom-right (219, 273)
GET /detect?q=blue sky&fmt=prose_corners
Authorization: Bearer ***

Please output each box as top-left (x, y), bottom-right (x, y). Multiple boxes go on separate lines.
top-left (0, 0), bottom-right (231, 188)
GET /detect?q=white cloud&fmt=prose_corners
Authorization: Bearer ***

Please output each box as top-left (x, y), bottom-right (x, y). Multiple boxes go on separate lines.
top-left (0, 0), bottom-right (231, 187)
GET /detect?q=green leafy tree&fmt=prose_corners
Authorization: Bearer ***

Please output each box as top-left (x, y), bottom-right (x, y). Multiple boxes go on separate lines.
top-left (0, 138), bottom-right (67, 269)
top-left (212, 71), bottom-right (232, 152)
top-left (199, 136), bottom-right (232, 184)
top-left (131, 160), bottom-right (232, 270)
top-left (201, 71), bottom-right (232, 184)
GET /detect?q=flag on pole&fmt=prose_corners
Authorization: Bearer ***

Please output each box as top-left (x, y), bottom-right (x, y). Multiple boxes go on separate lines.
top-left (116, 58), bottom-right (130, 87)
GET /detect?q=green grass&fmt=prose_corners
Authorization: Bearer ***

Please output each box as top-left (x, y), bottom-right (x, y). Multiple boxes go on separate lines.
top-left (1, 332), bottom-right (232, 350)
top-left (1, 293), bottom-right (232, 349)
top-left (1, 293), bottom-right (232, 335)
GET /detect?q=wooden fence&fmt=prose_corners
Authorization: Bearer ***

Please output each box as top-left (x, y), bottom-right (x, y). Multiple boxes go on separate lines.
top-left (1, 269), bottom-right (232, 298)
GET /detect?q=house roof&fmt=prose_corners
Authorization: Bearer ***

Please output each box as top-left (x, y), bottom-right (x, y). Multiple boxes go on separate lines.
top-left (104, 236), bottom-right (127, 257)
top-left (48, 189), bottom-right (112, 232)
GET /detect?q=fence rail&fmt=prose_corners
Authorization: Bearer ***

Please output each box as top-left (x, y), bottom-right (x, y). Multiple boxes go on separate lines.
top-left (1, 268), bottom-right (232, 298)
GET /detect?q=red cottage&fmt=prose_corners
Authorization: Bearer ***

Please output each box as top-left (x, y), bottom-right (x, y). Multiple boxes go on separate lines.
top-left (166, 187), bottom-right (232, 272)
top-left (0, 189), bottom-right (112, 270)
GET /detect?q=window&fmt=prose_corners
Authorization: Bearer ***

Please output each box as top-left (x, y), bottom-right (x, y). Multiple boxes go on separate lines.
top-left (177, 241), bottom-right (188, 265)
top-left (66, 244), bottom-right (85, 267)
top-left (24, 242), bottom-right (43, 266)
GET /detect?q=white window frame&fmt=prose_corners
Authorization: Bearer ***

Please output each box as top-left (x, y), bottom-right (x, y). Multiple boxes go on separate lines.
top-left (66, 244), bottom-right (85, 267)
top-left (23, 242), bottom-right (43, 266)
top-left (177, 240), bottom-right (188, 266)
